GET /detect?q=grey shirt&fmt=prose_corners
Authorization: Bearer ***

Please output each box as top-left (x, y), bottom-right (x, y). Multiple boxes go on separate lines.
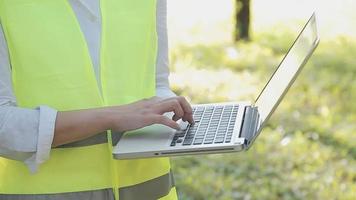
top-left (0, 0), bottom-right (174, 172)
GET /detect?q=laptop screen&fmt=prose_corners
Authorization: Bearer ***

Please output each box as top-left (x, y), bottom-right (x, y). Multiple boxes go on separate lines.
top-left (255, 13), bottom-right (319, 126)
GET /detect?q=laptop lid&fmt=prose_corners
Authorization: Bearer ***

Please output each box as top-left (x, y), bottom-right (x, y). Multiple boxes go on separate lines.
top-left (255, 13), bottom-right (320, 127)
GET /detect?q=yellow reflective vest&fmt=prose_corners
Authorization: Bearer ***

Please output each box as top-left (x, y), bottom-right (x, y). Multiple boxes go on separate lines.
top-left (0, 0), bottom-right (177, 199)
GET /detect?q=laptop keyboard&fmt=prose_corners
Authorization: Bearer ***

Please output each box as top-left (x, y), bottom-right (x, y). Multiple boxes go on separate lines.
top-left (170, 105), bottom-right (238, 146)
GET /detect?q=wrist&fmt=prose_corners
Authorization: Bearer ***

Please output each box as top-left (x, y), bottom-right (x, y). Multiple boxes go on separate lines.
top-left (94, 107), bottom-right (115, 131)
top-left (98, 106), bottom-right (122, 131)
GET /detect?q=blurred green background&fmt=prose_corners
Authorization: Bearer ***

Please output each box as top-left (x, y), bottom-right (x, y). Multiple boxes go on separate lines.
top-left (166, 0), bottom-right (356, 199)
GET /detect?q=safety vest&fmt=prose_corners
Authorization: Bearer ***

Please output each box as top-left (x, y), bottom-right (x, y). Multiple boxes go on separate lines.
top-left (0, 0), bottom-right (177, 199)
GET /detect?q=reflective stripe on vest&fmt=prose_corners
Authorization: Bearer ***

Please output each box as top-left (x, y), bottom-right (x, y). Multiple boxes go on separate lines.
top-left (119, 171), bottom-right (176, 200)
top-left (0, 172), bottom-right (176, 200)
top-left (0, 0), bottom-right (176, 199)
top-left (57, 131), bottom-right (122, 148)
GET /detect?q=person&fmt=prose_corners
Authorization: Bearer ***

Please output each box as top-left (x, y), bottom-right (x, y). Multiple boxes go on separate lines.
top-left (0, 0), bottom-right (194, 199)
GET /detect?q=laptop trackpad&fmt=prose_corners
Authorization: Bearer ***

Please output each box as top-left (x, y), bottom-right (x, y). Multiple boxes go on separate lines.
top-left (115, 124), bottom-right (175, 153)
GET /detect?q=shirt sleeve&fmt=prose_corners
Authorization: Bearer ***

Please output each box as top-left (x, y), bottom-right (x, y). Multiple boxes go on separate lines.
top-left (0, 23), bottom-right (57, 173)
top-left (155, 0), bottom-right (176, 99)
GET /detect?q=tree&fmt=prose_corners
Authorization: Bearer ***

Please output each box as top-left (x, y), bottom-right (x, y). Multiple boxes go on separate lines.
top-left (235, 0), bottom-right (251, 41)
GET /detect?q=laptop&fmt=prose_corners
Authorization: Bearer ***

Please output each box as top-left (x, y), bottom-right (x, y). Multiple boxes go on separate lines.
top-left (113, 13), bottom-right (320, 159)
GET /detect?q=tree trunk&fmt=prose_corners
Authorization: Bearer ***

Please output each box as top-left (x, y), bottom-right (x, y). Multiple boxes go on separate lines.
top-left (235, 0), bottom-right (251, 41)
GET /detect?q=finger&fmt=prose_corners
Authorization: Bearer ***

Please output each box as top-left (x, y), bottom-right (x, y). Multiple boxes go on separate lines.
top-left (154, 99), bottom-right (185, 120)
top-left (153, 115), bottom-right (180, 130)
top-left (172, 114), bottom-right (180, 121)
top-left (174, 96), bottom-right (194, 124)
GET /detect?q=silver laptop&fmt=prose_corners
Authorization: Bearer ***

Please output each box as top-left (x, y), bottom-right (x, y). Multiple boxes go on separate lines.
top-left (113, 13), bottom-right (320, 159)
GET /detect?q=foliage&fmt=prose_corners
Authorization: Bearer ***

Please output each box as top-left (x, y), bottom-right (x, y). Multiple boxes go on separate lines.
top-left (169, 30), bottom-right (356, 199)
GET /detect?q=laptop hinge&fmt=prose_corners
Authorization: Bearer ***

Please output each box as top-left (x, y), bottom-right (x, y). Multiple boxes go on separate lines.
top-left (239, 106), bottom-right (260, 147)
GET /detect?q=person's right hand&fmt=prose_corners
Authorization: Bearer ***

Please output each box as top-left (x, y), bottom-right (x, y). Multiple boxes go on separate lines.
top-left (53, 96), bottom-right (194, 147)
top-left (105, 96), bottom-right (194, 132)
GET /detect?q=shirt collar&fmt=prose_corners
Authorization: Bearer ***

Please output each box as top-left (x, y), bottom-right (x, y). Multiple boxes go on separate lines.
top-left (76, 0), bottom-right (99, 21)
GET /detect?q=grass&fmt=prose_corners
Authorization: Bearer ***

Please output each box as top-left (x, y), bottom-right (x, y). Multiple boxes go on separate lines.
top-left (167, 1), bottom-right (356, 199)
top-left (169, 30), bottom-right (356, 200)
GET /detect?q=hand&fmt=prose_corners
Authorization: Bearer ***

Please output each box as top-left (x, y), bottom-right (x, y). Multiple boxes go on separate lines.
top-left (106, 96), bottom-right (194, 132)
top-left (53, 96), bottom-right (194, 146)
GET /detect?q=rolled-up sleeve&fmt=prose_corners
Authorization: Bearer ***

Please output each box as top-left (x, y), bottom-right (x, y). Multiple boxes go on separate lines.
top-left (0, 24), bottom-right (57, 173)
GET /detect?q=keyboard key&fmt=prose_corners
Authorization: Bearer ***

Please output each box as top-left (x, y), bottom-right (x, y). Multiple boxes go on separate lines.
top-left (189, 128), bottom-right (198, 132)
top-left (193, 138), bottom-right (204, 145)
top-left (199, 126), bottom-right (208, 129)
top-left (186, 132), bottom-right (195, 136)
top-left (206, 136), bottom-right (215, 141)
top-left (219, 128), bottom-right (228, 132)
top-left (205, 132), bottom-right (215, 136)
top-left (183, 138), bottom-right (193, 145)
top-left (186, 133), bottom-right (195, 138)
top-left (175, 131), bottom-right (186, 137)
top-left (189, 129), bottom-right (197, 133)
top-left (193, 116), bottom-right (203, 120)
top-left (195, 135), bottom-right (205, 139)
top-left (214, 137), bottom-right (225, 143)
top-left (174, 134), bottom-right (184, 138)
top-left (185, 135), bottom-right (194, 140)
top-left (204, 139), bottom-right (213, 144)
top-left (176, 139), bottom-right (183, 143)
top-left (196, 131), bottom-right (205, 134)
top-left (196, 134), bottom-right (205, 138)
top-left (225, 135), bottom-right (232, 142)
top-left (197, 107), bottom-right (205, 111)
